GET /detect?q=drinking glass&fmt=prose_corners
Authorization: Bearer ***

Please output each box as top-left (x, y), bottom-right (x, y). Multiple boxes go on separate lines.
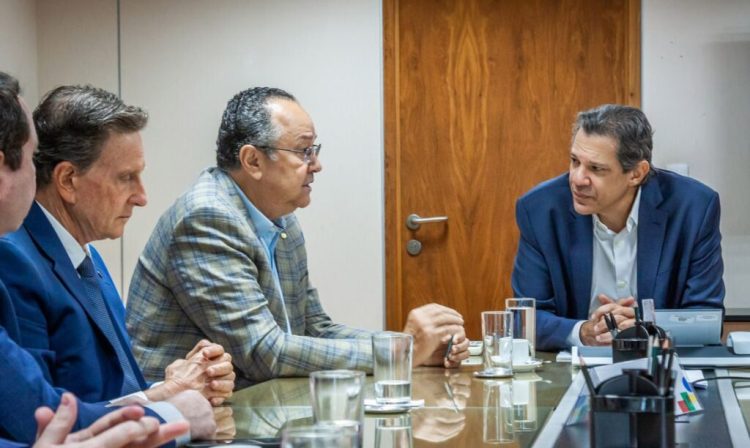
top-left (309, 370), bottom-right (365, 446)
top-left (505, 298), bottom-right (536, 359)
top-left (372, 332), bottom-right (413, 404)
top-left (481, 311), bottom-right (514, 375)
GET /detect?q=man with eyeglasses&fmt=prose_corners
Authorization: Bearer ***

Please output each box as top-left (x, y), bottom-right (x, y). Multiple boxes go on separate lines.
top-left (126, 87), bottom-right (470, 386)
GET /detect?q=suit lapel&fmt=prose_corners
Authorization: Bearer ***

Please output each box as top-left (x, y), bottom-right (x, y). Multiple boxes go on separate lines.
top-left (569, 206), bottom-right (593, 318)
top-left (23, 204), bottom-right (127, 360)
top-left (637, 176), bottom-right (667, 302)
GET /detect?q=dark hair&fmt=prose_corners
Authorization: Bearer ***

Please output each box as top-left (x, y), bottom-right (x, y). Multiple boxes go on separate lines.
top-left (33, 85), bottom-right (148, 188)
top-left (216, 87), bottom-right (296, 169)
top-left (573, 104), bottom-right (654, 182)
top-left (0, 71), bottom-right (29, 171)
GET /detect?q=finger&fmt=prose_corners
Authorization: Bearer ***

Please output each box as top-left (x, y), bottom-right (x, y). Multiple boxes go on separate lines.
top-left (199, 344), bottom-right (226, 360)
top-left (210, 397), bottom-right (226, 406)
top-left (84, 418), bottom-right (159, 448)
top-left (208, 380), bottom-right (234, 397)
top-left (595, 332), bottom-right (613, 344)
top-left (35, 393), bottom-right (78, 444)
top-left (186, 339), bottom-right (212, 359)
top-left (616, 296), bottom-right (637, 306)
top-left (597, 294), bottom-right (615, 305)
top-left (422, 303), bottom-right (464, 319)
top-left (617, 318), bottom-right (636, 329)
top-left (206, 361), bottom-right (234, 377)
top-left (70, 406), bottom-right (146, 441)
top-left (131, 421), bottom-right (190, 448)
top-left (33, 407), bottom-right (55, 441)
top-left (590, 303), bottom-right (622, 321)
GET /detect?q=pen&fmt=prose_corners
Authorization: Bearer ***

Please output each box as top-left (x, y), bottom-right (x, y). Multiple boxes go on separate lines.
top-left (444, 334), bottom-right (455, 360)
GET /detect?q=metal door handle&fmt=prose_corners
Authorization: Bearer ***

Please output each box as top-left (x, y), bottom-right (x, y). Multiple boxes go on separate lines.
top-left (406, 213), bottom-right (448, 230)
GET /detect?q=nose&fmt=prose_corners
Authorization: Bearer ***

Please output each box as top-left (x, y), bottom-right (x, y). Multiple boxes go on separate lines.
top-left (570, 165), bottom-right (590, 187)
top-left (131, 179), bottom-right (148, 207)
top-left (308, 155), bottom-right (322, 174)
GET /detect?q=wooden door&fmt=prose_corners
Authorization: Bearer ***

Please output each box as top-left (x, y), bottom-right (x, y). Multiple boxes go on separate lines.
top-left (384, 0), bottom-right (641, 339)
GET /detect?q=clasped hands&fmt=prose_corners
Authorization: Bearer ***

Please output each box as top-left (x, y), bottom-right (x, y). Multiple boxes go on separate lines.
top-left (403, 303), bottom-right (471, 368)
top-left (580, 294), bottom-right (637, 346)
top-left (145, 339), bottom-right (235, 406)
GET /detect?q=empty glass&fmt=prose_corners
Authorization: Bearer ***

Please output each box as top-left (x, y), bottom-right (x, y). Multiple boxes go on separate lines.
top-left (309, 370), bottom-right (365, 446)
top-left (505, 298), bottom-right (536, 360)
top-left (481, 311), bottom-right (514, 375)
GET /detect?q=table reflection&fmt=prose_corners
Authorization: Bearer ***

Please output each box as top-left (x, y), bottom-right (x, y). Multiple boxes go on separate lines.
top-left (226, 353), bottom-right (570, 447)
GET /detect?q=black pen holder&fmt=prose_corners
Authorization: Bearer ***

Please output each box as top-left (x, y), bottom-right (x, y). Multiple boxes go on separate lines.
top-left (590, 394), bottom-right (675, 448)
top-left (612, 323), bottom-right (666, 363)
top-left (589, 369), bottom-right (675, 448)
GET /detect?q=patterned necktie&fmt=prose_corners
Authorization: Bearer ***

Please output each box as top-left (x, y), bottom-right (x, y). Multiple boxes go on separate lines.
top-left (77, 255), bottom-right (141, 395)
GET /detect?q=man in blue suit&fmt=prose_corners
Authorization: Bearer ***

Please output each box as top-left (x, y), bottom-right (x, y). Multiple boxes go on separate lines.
top-left (0, 80), bottom-right (226, 444)
top-left (0, 73), bottom-right (210, 446)
top-left (512, 104), bottom-right (724, 351)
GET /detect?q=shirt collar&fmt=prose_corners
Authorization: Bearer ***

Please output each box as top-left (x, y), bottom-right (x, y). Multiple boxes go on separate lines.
top-left (230, 179), bottom-right (287, 246)
top-left (37, 201), bottom-right (90, 269)
top-left (593, 187), bottom-right (641, 236)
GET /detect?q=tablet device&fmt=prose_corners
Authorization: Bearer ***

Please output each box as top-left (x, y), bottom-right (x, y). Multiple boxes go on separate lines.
top-left (654, 308), bottom-right (722, 346)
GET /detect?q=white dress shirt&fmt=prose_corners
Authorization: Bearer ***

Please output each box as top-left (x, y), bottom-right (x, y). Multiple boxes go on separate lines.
top-left (567, 188), bottom-right (641, 346)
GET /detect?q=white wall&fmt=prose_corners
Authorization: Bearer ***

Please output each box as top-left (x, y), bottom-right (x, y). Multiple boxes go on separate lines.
top-left (642, 0), bottom-right (750, 310)
top-left (0, 0), bottom-right (38, 112)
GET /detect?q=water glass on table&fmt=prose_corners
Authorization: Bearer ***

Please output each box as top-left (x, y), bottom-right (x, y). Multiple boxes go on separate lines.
top-left (481, 311), bottom-right (514, 375)
top-left (309, 370), bottom-right (365, 446)
top-left (505, 297), bottom-right (536, 359)
top-left (372, 332), bottom-right (413, 404)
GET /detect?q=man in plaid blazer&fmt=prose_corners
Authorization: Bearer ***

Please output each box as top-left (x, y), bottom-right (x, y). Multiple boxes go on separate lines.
top-left (127, 87), bottom-right (470, 386)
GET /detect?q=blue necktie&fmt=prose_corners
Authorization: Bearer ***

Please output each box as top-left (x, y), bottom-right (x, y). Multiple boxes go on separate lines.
top-left (77, 255), bottom-right (141, 395)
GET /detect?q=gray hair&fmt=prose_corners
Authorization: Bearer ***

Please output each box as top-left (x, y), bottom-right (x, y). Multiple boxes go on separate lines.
top-left (33, 85), bottom-right (148, 188)
top-left (216, 87), bottom-right (296, 169)
top-left (572, 104), bottom-right (654, 182)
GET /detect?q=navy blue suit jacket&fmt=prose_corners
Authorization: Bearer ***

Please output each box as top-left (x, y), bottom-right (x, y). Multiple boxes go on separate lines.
top-left (511, 169), bottom-right (725, 350)
top-left (0, 203), bottom-right (148, 403)
top-left (0, 280), bottom-right (115, 443)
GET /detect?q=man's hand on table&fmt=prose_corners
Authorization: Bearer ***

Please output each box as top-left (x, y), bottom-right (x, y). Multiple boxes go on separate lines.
top-left (146, 339), bottom-right (236, 406)
top-left (402, 303), bottom-right (470, 367)
top-left (580, 295), bottom-right (637, 345)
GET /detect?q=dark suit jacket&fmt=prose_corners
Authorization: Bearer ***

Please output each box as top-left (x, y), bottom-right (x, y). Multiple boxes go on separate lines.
top-left (0, 203), bottom-right (148, 403)
top-left (0, 280), bottom-right (114, 443)
top-left (512, 169), bottom-right (725, 350)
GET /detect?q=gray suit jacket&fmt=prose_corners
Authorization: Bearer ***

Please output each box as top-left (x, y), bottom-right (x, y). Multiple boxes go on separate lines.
top-left (126, 168), bottom-right (373, 386)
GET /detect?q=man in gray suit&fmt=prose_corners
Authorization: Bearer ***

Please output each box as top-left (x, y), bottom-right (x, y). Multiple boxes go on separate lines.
top-left (127, 87), bottom-right (470, 386)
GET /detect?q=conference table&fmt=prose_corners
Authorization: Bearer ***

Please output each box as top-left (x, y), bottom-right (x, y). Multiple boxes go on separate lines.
top-left (217, 353), bottom-right (750, 447)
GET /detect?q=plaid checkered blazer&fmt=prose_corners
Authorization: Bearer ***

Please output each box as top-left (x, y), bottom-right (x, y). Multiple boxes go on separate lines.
top-left (126, 167), bottom-right (374, 386)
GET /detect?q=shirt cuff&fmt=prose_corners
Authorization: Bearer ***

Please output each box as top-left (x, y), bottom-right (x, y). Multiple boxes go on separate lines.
top-left (145, 401), bottom-right (191, 446)
top-left (566, 320), bottom-right (585, 347)
top-left (107, 391), bottom-right (149, 407)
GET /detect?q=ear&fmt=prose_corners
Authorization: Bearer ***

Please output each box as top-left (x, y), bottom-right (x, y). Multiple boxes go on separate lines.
top-left (628, 160), bottom-right (650, 186)
top-left (237, 144), bottom-right (264, 181)
top-left (51, 162), bottom-right (80, 204)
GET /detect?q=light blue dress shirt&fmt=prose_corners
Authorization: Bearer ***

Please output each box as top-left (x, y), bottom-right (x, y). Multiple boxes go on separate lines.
top-left (231, 181), bottom-right (293, 334)
top-left (567, 188), bottom-right (641, 346)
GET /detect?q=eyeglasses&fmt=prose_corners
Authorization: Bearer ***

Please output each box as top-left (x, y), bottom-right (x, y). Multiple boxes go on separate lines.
top-left (259, 144), bottom-right (322, 164)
